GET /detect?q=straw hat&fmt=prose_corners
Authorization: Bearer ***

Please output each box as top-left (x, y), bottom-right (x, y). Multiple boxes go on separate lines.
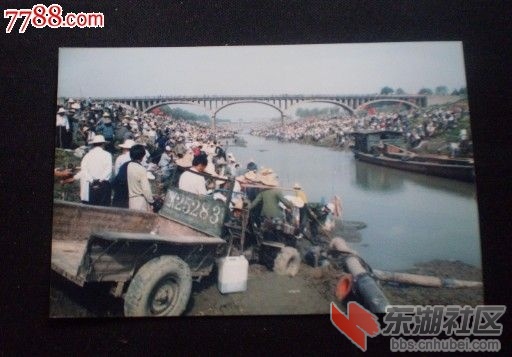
top-left (235, 175), bottom-right (248, 183)
top-left (118, 139), bottom-right (135, 149)
top-left (260, 174), bottom-right (279, 187)
top-left (284, 195), bottom-right (305, 208)
top-left (259, 168), bottom-right (274, 176)
top-left (244, 171), bottom-right (260, 182)
top-left (90, 135), bottom-right (106, 144)
top-left (293, 183), bottom-right (302, 190)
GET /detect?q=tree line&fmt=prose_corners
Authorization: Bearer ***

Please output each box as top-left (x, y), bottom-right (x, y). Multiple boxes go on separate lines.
top-left (160, 106), bottom-right (229, 123)
top-left (380, 86), bottom-right (467, 96)
top-left (295, 106), bottom-right (343, 118)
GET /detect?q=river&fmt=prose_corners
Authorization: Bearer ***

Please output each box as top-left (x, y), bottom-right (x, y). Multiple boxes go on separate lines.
top-left (225, 134), bottom-right (481, 271)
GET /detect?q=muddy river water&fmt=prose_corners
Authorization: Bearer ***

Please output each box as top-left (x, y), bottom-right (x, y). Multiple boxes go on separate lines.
top-left (226, 134), bottom-right (481, 271)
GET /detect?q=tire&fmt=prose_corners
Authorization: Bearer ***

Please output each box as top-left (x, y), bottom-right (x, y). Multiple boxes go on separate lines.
top-left (124, 256), bottom-right (192, 317)
top-left (273, 247), bottom-right (301, 277)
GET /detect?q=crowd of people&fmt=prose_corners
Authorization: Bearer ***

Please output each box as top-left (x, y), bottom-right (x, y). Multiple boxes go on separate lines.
top-left (54, 98), bottom-right (340, 244)
top-left (250, 105), bottom-right (471, 153)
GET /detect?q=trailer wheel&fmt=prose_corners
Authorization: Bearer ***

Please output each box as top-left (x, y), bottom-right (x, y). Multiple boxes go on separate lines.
top-left (273, 247), bottom-right (300, 277)
top-left (124, 256), bottom-right (192, 317)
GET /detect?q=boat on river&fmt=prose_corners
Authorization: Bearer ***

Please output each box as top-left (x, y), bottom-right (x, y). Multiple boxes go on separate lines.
top-left (352, 130), bottom-right (475, 182)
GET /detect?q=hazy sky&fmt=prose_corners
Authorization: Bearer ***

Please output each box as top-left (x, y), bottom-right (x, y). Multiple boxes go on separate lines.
top-left (58, 42), bottom-right (467, 120)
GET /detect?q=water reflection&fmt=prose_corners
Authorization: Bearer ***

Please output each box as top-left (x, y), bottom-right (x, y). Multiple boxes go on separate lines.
top-left (353, 158), bottom-right (475, 198)
top-left (402, 171), bottom-right (475, 198)
top-left (353, 160), bottom-right (404, 192)
top-left (229, 135), bottom-right (481, 270)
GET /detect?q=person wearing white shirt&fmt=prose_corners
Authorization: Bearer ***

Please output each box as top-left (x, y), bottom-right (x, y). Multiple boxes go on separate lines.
top-left (56, 107), bottom-right (70, 148)
top-left (114, 139), bottom-right (135, 176)
top-left (71, 135), bottom-right (113, 205)
top-left (179, 154), bottom-right (208, 195)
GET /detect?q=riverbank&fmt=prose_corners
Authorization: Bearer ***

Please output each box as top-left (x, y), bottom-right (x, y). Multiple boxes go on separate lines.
top-left (49, 259), bottom-right (483, 317)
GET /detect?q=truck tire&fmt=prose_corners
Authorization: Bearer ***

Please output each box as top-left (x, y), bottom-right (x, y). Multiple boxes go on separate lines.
top-left (124, 256), bottom-right (192, 317)
top-left (273, 247), bottom-right (301, 277)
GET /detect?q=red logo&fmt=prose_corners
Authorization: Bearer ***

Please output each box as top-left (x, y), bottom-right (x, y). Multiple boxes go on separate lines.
top-left (330, 301), bottom-right (381, 351)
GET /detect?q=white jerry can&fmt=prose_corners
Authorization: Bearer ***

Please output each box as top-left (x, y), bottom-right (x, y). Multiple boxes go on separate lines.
top-left (217, 255), bottom-right (249, 294)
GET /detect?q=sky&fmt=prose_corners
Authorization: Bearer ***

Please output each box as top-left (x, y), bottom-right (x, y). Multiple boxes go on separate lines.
top-left (58, 42), bottom-right (467, 120)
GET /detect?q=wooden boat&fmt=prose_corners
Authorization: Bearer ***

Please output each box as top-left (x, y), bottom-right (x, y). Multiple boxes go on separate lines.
top-left (352, 131), bottom-right (475, 182)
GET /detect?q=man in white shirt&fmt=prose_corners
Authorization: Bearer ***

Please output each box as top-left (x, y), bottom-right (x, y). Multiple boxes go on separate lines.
top-left (71, 135), bottom-right (113, 205)
top-left (56, 107), bottom-right (70, 148)
top-left (179, 153), bottom-right (208, 195)
top-left (114, 139), bottom-right (135, 176)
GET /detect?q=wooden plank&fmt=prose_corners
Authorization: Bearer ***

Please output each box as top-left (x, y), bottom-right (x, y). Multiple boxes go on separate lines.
top-left (52, 200), bottom-right (157, 241)
top-left (51, 240), bottom-right (88, 278)
top-left (91, 231), bottom-right (226, 245)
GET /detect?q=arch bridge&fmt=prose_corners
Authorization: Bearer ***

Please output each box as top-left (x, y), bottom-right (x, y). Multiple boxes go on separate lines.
top-left (102, 94), bottom-right (427, 128)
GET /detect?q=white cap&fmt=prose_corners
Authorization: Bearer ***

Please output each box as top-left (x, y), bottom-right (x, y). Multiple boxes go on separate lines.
top-left (90, 135), bottom-right (106, 144)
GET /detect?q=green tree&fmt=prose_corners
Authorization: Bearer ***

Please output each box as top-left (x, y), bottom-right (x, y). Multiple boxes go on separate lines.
top-left (418, 88), bottom-right (433, 95)
top-left (380, 86), bottom-right (394, 95)
top-left (458, 87), bottom-right (467, 95)
top-left (395, 88), bottom-right (406, 95)
top-left (451, 89), bottom-right (460, 95)
top-left (435, 86), bottom-right (448, 95)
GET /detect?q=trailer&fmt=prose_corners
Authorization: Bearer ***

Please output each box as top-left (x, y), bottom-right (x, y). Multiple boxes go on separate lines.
top-left (51, 184), bottom-right (303, 316)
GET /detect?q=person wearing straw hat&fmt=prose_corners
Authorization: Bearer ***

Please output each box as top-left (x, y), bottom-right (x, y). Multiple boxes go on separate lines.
top-left (115, 118), bottom-right (132, 143)
top-left (175, 137), bottom-right (188, 156)
top-left (66, 135), bottom-right (113, 206)
top-left (248, 174), bottom-right (293, 223)
top-left (293, 182), bottom-right (308, 204)
top-left (225, 153), bottom-right (237, 177)
top-left (158, 145), bottom-right (176, 191)
top-left (55, 107), bottom-right (70, 148)
top-left (96, 112), bottom-right (115, 153)
top-left (114, 139), bottom-right (135, 175)
top-left (81, 125), bottom-right (95, 145)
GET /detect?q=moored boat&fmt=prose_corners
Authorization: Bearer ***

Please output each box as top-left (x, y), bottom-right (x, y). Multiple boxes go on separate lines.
top-left (352, 131), bottom-right (475, 182)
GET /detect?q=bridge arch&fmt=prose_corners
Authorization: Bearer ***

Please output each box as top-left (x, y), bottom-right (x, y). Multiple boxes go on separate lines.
top-left (285, 100), bottom-right (355, 117)
top-left (143, 101), bottom-right (213, 115)
top-left (213, 100), bottom-right (284, 126)
top-left (355, 99), bottom-right (419, 112)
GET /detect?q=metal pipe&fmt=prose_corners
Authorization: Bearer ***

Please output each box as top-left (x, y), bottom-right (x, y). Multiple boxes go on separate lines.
top-left (345, 256), bottom-right (390, 313)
